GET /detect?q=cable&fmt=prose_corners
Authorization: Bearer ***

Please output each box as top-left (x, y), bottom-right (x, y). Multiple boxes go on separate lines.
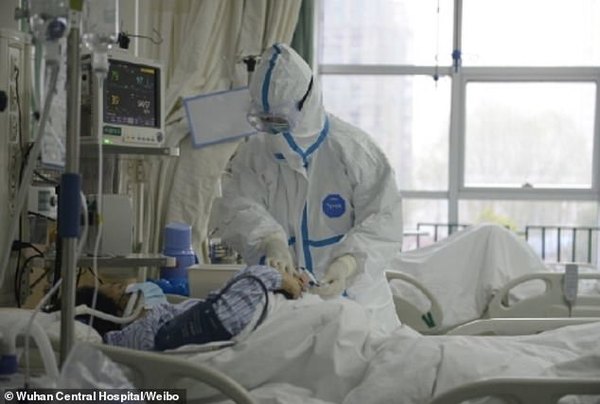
top-left (13, 251), bottom-right (22, 307)
top-left (0, 63), bottom-right (60, 290)
top-left (76, 267), bottom-right (83, 287)
top-left (12, 240), bottom-right (44, 256)
top-left (24, 278), bottom-right (62, 386)
top-left (77, 191), bottom-right (89, 258)
top-left (14, 66), bottom-right (22, 154)
top-left (87, 267), bottom-right (103, 284)
top-left (433, 0), bottom-right (441, 83)
top-left (87, 122), bottom-right (104, 338)
top-left (15, 253), bottom-right (44, 306)
top-left (28, 210), bottom-right (57, 221)
top-left (12, 241), bottom-right (43, 307)
top-left (34, 170), bottom-right (59, 185)
top-left (75, 302), bottom-right (144, 325)
top-left (29, 265), bottom-right (52, 290)
top-left (19, 143), bottom-right (34, 185)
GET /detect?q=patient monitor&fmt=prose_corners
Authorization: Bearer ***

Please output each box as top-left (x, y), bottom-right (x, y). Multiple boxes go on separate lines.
top-left (80, 51), bottom-right (165, 147)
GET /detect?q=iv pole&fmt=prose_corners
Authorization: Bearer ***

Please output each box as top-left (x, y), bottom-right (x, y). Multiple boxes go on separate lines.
top-left (59, 5), bottom-right (83, 364)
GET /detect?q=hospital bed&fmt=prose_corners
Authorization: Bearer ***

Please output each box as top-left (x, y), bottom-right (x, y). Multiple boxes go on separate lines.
top-left (5, 290), bottom-right (600, 404)
top-left (386, 268), bottom-right (600, 335)
top-left (388, 223), bottom-right (600, 334)
top-left (9, 254), bottom-right (597, 403)
top-left (187, 260), bottom-right (600, 336)
top-left (0, 310), bottom-right (256, 404)
top-left (95, 342), bottom-right (600, 404)
top-left (94, 343), bottom-right (256, 404)
top-left (68, 300), bottom-right (600, 404)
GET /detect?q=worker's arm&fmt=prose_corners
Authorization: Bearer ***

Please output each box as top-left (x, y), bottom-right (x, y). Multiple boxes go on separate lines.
top-left (329, 144), bottom-right (403, 283)
top-left (215, 141), bottom-right (288, 265)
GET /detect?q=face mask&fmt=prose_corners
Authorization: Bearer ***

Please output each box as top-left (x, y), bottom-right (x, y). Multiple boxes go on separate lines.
top-left (126, 282), bottom-right (167, 309)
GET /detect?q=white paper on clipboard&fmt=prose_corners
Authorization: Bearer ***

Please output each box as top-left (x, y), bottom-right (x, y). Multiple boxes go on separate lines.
top-left (184, 87), bottom-right (258, 149)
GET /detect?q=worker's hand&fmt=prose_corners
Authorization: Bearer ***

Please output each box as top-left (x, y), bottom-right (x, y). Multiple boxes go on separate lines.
top-left (262, 233), bottom-right (296, 275)
top-left (314, 255), bottom-right (357, 299)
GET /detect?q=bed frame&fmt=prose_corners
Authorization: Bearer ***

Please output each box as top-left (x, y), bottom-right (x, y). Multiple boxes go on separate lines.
top-left (94, 343), bottom-right (256, 404)
top-left (486, 271), bottom-right (600, 318)
top-left (386, 269), bottom-right (600, 335)
top-left (94, 342), bottom-right (600, 404)
top-left (428, 377), bottom-right (600, 404)
top-left (14, 300), bottom-right (595, 404)
top-left (385, 270), bottom-right (445, 333)
top-left (446, 317), bottom-right (600, 336)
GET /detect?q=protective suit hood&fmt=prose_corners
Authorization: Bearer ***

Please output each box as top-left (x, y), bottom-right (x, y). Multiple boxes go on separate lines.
top-left (249, 43), bottom-right (325, 139)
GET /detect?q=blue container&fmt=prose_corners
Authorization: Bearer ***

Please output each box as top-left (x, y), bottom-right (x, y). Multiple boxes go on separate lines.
top-left (159, 222), bottom-right (197, 296)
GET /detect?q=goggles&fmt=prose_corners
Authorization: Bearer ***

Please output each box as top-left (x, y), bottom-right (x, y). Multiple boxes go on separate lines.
top-left (247, 109), bottom-right (293, 134)
top-left (247, 77), bottom-right (314, 134)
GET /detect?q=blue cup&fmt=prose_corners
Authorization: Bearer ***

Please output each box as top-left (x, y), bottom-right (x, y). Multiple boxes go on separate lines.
top-left (159, 222), bottom-right (198, 296)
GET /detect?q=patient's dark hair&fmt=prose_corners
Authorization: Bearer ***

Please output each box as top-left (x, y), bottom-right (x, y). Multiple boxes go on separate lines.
top-left (74, 286), bottom-right (122, 336)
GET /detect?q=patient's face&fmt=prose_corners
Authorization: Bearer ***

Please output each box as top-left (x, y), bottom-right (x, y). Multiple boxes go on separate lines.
top-left (98, 282), bottom-right (128, 307)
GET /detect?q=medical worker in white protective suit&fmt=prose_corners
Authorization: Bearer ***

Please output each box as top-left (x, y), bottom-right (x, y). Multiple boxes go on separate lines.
top-left (217, 43), bottom-right (403, 334)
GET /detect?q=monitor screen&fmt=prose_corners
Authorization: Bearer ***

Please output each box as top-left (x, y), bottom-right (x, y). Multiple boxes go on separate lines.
top-left (103, 59), bottom-right (160, 128)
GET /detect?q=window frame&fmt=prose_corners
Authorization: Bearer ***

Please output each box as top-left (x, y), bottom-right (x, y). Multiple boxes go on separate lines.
top-left (456, 67), bottom-right (600, 200)
top-left (315, 0), bottom-right (600, 229)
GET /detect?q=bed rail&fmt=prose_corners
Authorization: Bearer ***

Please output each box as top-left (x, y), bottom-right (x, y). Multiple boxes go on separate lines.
top-left (486, 271), bottom-right (600, 319)
top-left (93, 343), bottom-right (256, 404)
top-left (385, 270), bottom-right (444, 334)
top-left (446, 317), bottom-right (600, 336)
top-left (525, 225), bottom-right (600, 265)
top-left (428, 377), bottom-right (600, 404)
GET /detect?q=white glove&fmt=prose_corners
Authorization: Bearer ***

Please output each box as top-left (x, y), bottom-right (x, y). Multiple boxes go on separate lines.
top-left (315, 255), bottom-right (357, 299)
top-left (262, 233), bottom-right (296, 275)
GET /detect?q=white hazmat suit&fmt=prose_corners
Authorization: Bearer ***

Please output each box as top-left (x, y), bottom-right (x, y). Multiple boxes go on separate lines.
top-left (217, 44), bottom-right (403, 334)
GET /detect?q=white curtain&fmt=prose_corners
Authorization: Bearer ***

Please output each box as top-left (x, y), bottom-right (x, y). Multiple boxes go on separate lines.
top-left (119, 0), bottom-right (302, 261)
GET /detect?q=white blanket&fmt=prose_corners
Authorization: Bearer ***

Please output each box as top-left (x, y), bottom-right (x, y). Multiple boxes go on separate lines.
top-left (168, 294), bottom-right (600, 404)
top-left (388, 224), bottom-right (549, 329)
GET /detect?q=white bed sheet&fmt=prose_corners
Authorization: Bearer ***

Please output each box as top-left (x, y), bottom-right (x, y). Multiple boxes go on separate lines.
top-left (388, 223), bottom-right (600, 330)
top-left (164, 294), bottom-right (600, 404)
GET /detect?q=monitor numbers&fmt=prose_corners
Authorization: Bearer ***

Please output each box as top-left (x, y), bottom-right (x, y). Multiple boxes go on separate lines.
top-left (137, 99), bottom-right (151, 114)
top-left (103, 60), bottom-right (159, 128)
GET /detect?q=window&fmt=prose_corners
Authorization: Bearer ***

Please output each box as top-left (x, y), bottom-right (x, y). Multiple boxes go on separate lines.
top-left (317, 0), bottom-right (600, 263)
top-left (464, 81), bottom-right (596, 188)
top-left (321, 75), bottom-right (451, 191)
top-left (462, 0), bottom-right (600, 66)
top-left (319, 0), bottom-right (453, 65)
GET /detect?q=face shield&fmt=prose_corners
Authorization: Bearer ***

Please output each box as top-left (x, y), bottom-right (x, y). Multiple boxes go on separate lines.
top-left (247, 76), bottom-right (313, 134)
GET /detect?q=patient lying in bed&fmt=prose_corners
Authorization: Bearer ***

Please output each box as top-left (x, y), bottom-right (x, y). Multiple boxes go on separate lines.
top-left (73, 265), bottom-right (309, 351)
